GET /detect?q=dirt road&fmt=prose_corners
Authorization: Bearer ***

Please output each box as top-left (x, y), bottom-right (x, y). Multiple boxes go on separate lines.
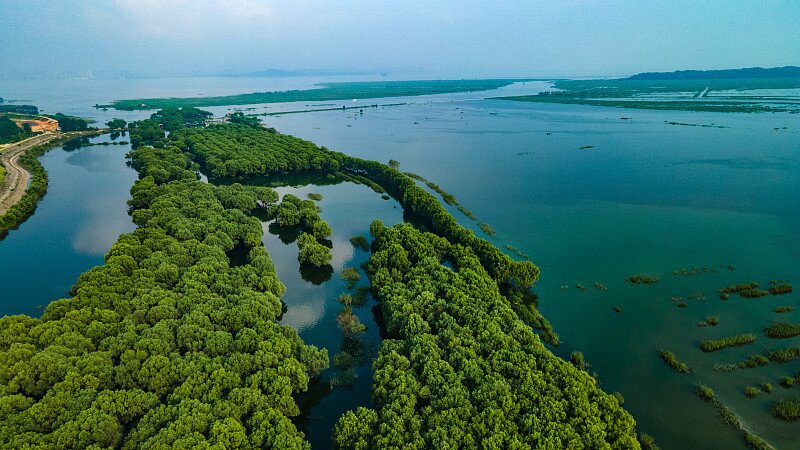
top-left (0, 132), bottom-right (62, 214)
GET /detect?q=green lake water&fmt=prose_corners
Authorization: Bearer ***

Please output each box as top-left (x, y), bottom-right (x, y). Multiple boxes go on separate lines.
top-left (1, 79), bottom-right (798, 448)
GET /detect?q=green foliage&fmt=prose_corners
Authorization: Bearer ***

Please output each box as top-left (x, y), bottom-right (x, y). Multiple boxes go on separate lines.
top-left (761, 383), bottom-right (773, 394)
top-left (105, 118), bottom-right (127, 130)
top-left (774, 306), bottom-right (794, 313)
top-left (336, 307), bottom-right (366, 337)
top-left (50, 113), bottom-right (89, 132)
top-left (659, 350), bottom-right (690, 373)
top-left (771, 398), bottom-right (800, 421)
top-left (297, 232), bottom-right (332, 267)
top-left (349, 235), bottom-right (369, 252)
top-left (0, 116), bottom-right (34, 144)
top-left (570, 351), bottom-right (587, 371)
top-left (739, 354), bottom-right (769, 369)
top-left (767, 347), bottom-right (800, 363)
top-left (307, 192), bottom-right (323, 201)
top-left (340, 267), bottom-right (361, 289)
top-left (740, 288), bottom-right (769, 298)
top-left (698, 316), bottom-right (719, 327)
top-left (639, 432), bottom-right (660, 450)
top-left (744, 386), bottom-right (760, 398)
top-left (333, 222), bottom-right (640, 449)
top-left (0, 105), bottom-right (39, 114)
top-left (227, 111), bottom-right (262, 128)
top-left (765, 322), bottom-right (800, 339)
top-left (128, 119), bottom-right (165, 149)
top-left (696, 385), bottom-right (715, 402)
top-left (768, 284), bottom-right (793, 295)
top-left (151, 107), bottom-right (212, 131)
top-left (105, 79), bottom-right (521, 110)
top-left (0, 168), bottom-right (328, 446)
top-left (700, 334), bottom-right (756, 352)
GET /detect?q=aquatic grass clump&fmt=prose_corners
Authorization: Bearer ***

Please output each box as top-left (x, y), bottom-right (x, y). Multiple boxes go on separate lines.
top-left (698, 316), bottom-right (719, 327)
top-left (768, 347), bottom-right (800, 363)
top-left (769, 284), bottom-right (793, 295)
top-left (739, 354), bottom-right (769, 369)
top-left (744, 386), bottom-right (760, 398)
top-left (659, 350), bottom-right (690, 373)
top-left (774, 306), bottom-right (794, 313)
top-left (627, 274), bottom-right (660, 284)
top-left (700, 333), bottom-right (756, 352)
top-left (740, 289), bottom-right (769, 299)
top-left (765, 322), bottom-right (800, 339)
top-left (771, 398), bottom-right (800, 421)
top-left (719, 282), bottom-right (759, 299)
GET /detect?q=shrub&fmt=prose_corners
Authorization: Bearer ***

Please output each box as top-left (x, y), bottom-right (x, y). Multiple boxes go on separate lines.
top-left (774, 306), bottom-right (794, 313)
top-left (765, 322), bottom-right (800, 339)
top-left (769, 284), bottom-right (793, 295)
top-left (739, 354), bottom-right (769, 368)
top-left (349, 235), bottom-right (370, 252)
top-left (659, 350), bottom-right (690, 373)
top-left (771, 399), bottom-right (800, 421)
top-left (627, 274), bottom-right (660, 284)
top-left (307, 192), bottom-right (323, 201)
top-left (744, 386), bottom-right (760, 398)
top-left (341, 267), bottom-right (361, 288)
top-left (698, 316), bottom-right (719, 327)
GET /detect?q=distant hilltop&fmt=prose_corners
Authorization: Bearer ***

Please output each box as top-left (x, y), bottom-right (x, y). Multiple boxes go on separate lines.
top-left (629, 66), bottom-right (800, 80)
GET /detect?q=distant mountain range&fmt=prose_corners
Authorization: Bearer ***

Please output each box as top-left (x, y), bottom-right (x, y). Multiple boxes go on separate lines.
top-left (629, 66), bottom-right (800, 80)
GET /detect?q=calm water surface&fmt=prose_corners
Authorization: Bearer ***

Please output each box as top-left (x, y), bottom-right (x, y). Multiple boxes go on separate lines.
top-left (1, 77), bottom-right (798, 448)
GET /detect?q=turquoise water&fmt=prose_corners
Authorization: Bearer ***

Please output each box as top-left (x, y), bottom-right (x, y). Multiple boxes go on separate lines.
top-left (1, 77), bottom-right (799, 448)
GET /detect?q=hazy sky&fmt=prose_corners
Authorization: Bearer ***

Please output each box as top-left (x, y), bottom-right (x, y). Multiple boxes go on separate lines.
top-left (1, 0), bottom-right (798, 79)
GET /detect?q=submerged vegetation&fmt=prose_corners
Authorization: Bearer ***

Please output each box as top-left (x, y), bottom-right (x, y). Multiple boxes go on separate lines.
top-left (700, 334), bottom-right (756, 352)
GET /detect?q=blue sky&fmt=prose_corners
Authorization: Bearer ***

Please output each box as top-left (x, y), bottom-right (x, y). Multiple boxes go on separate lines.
top-left (1, 0), bottom-right (798, 79)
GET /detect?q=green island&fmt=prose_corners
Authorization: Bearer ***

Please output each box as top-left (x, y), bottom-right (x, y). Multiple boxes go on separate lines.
top-left (494, 67), bottom-right (800, 113)
top-left (0, 108), bottom-right (644, 447)
top-left (98, 79), bottom-right (525, 111)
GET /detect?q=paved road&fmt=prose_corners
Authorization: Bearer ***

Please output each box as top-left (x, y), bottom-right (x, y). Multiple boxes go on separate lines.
top-left (0, 132), bottom-right (62, 214)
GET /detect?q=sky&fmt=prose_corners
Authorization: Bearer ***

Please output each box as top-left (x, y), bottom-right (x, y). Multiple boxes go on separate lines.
top-left (1, 0), bottom-right (798, 80)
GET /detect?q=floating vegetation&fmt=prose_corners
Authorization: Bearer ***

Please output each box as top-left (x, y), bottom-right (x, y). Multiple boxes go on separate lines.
top-left (740, 289), bottom-right (770, 299)
top-left (768, 347), bottom-right (800, 363)
top-left (774, 306), bottom-right (794, 313)
top-left (739, 354), bottom-right (769, 369)
top-left (349, 235), bottom-right (370, 252)
top-left (744, 386), bottom-right (760, 398)
top-left (576, 284), bottom-right (590, 293)
top-left (765, 322), bottom-right (800, 339)
top-left (307, 192), bottom-right (323, 201)
top-left (479, 222), bottom-right (496, 237)
top-left (714, 364), bottom-right (737, 373)
top-left (341, 267), bottom-right (361, 289)
top-left (720, 282), bottom-right (759, 299)
top-left (592, 282), bottom-right (608, 292)
top-left (579, 145), bottom-right (594, 150)
top-left (700, 334), bottom-right (756, 352)
top-left (659, 350), bottom-right (690, 373)
top-left (698, 316), bottom-right (719, 327)
top-left (768, 284), bottom-right (793, 295)
top-left (627, 274), bottom-right (660, 284)
top-left (771, 398), bottom-right (800, 421)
